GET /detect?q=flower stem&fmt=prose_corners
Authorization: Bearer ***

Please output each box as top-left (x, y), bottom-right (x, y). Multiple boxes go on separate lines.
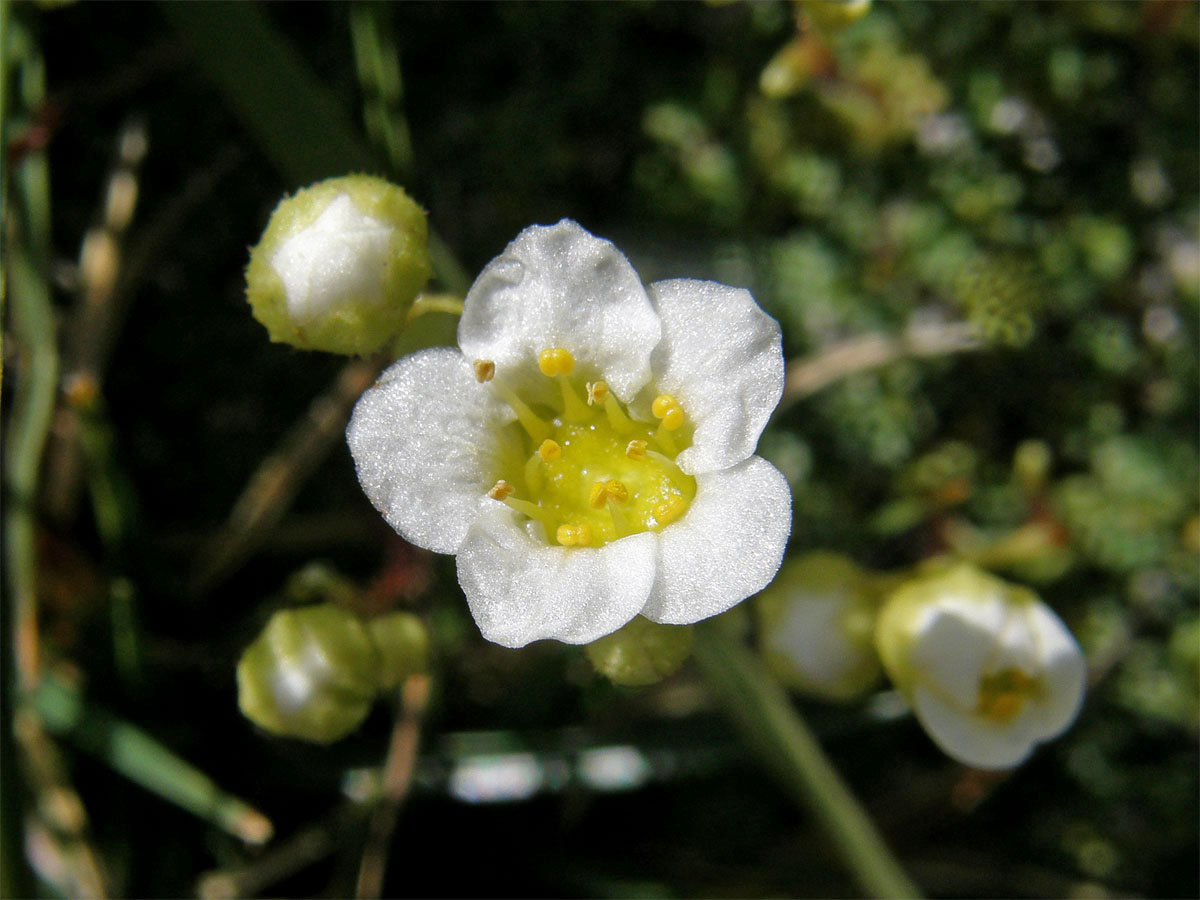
top-left (406, 292), bottom-right (465, 322)
top-left (692, 618), bottom-right (920, 899)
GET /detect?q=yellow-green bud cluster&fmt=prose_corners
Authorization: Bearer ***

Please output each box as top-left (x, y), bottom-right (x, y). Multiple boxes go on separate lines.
top-left (245, 175), bottom-right (431, 355)
top-left (237, 603), bottom-right (428, 744)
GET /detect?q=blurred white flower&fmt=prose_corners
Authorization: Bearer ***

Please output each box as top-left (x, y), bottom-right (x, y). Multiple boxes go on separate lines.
top-left (875, 563), bottom-right (1086, 769)
top-left (757, 551), bottom-right (883, 702)
top-left (347, 220), bottom-right (790, 647)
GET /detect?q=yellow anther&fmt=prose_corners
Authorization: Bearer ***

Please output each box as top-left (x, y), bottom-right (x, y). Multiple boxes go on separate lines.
top-left (586, 381), bottom-right (609, 405)
top-left (652, 393), bottom-right (685, 431)
top-left (487, 480), bottom-right (514, 500)
top-left (605, 480), bottom-right (629, 504)
top-left (473, 359), bottom-right (495, 383)
top-left (589, 482), bottom-right (610, 509)
top-left (556, 522), bottom-right (593, 547)
top-left (651, 394), bottom-right (678, 418)
top-left (661, 408), bottom-right (685, 430)
top-left (977, 669), bottom-right (1039, 724)
top-left (626, 439), bottom-right (648, 460)
top-left (654, 494), bottom-right (687, 527)
top-left (538, 347), bottom-right (575, 377)
top-left (538, 439), bottom-right (562, 462)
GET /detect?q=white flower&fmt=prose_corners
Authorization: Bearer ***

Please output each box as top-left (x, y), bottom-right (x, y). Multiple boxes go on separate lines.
top-left (347, 220), bottom-right (791, 648)
top-left (875, 563), bottom-right (1086, 769)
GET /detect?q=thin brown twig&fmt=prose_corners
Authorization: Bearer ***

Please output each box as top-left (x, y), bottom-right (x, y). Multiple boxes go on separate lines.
top-left (197, 803), bottom-right (367, 900)
top-left (189, 353), bottom-right (389, 594)
top-left (777, 320), bottom-right (980, 414)
top-left (43, 118), bottom-right (149, 524)
top-left (355, 675), bottom-right (432, 900)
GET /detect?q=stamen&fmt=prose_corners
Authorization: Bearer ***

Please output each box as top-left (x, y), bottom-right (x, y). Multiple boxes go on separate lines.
top-left (654, 425), bottom-right (678, 456)
top-left (524, 454), bottom-right (544, 493)
top-left (556, 522), bottom-right (593, 547)
top-left (604, 480), bottom-right (629, 504)
top-left (977, 669), bottom-right (1039, 723)
top-left (487, 480), bottom-right (514, 500)
top-left (586, 381), bottom-right (609, 405)
top-left (505, 496), bottom-right (552, 523)
top-left (473, 359), bottom-right (495, 383)
top-left (558, 376), bottom-right (591, 422)
top-left (538, 439), bottom-right (562, 462)
top-left (589, 482), bottom-right (610, 509)
top-left (644, 447), bottom-right (676, 468)
top-left (589, 480), bottom-right (629, 510)
top-left (493, 381), bottom-right (551, 444)
top-left (625, 439), bottom-right (648, 460)
top-left (538, 347), bottom-right (575, 377)
top-left (654, 494), bottom-right (687, 527)
top-left (605, 496), bottom-right (630, 537)
top-left (604, 396), bottom-right (634, 434)
top-left (652, 394), bottom-right (685, 431)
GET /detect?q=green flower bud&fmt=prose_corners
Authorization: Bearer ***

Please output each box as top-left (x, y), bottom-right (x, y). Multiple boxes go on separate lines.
top-left (245, 175), bottom-right (431, 355)
top-left (756, 551), bottom-right (883, 702)
top-left (367, 611), bottom-right (430, 691)
top-left (237, 603), bottom-right (382, 743)
top-left (585, 616), bottom-right (694, 686)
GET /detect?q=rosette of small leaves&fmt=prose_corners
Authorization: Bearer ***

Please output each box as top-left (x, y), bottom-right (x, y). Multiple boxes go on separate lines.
top-left (953, 253), bottom-right (1041, 348)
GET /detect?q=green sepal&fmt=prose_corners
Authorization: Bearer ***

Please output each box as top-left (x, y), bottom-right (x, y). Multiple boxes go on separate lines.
top-left (585, 616), bottom-right (695, 686)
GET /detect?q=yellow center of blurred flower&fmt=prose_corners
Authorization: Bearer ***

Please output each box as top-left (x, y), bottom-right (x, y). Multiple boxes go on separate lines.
top-left (976, 668), bottom-right (1041, 724)
top-left (480, 348), bottom-right (696, 547)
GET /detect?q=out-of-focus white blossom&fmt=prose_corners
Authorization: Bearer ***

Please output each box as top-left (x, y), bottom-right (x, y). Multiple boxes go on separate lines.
top-left (757, 551), bottom-right (883, 702)
top-left (875, 563), bottom-right (1086, 769)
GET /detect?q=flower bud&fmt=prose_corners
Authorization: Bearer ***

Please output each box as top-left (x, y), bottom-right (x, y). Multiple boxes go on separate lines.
top-left (756, 551), bottom-right (883, 702)
top-left (237, 603), bottom-right (382, 743)
top-left (874, 563), bottom-right (1086, 769)
top-left (585, 616), bottom-right (694, 686)
top-left (367, 611), bottom-right (430, 691)
top-left (245, 175), bottom-right (431, 355)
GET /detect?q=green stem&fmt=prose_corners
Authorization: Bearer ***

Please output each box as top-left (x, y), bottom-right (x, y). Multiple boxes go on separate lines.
top-left (693, 618), bottom-right (920, 899)
top-left (31, 673), bottom-right (274, 846)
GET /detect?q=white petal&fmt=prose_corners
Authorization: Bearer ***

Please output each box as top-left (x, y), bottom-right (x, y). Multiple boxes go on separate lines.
top-left (641, 457), bottom-right (791, 625)
top-left (907, 606), bottom-right (1000, 711)
top-left (912, 686), bottom-right (1036, 769)
top-left (1025, 603), bottom-right (1087, 737)
top-left (271, 194), bottom-right (392, 323)
top-left (647, 279), bottom-right (784, 475)
top-left (456, 508), bottom-right (658, 648)
top-left (458, 220), bottom-right (662, 401)
top-left (346, 349), bottom-right (510, 554)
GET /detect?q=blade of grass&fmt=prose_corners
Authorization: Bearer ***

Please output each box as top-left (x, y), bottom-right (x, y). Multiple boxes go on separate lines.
top-left (31, 671), bottom-right (274, 846)
top-left (349, 2), bottom-right (414, 178)
top-left (692, 617), bottom-right (921, 899)
top-left (159, 0), bottom-right (372, 185)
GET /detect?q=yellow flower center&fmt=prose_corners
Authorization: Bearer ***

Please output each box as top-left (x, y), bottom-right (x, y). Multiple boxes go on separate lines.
top-left (976, 667), bottom-right (1041, 724)
top-left (479, 348), bottom-right (697, 547)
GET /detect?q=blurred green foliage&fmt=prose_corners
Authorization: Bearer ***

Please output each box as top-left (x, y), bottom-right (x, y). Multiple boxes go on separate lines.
top-left (2, 1), bottom-right (1197, 897)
